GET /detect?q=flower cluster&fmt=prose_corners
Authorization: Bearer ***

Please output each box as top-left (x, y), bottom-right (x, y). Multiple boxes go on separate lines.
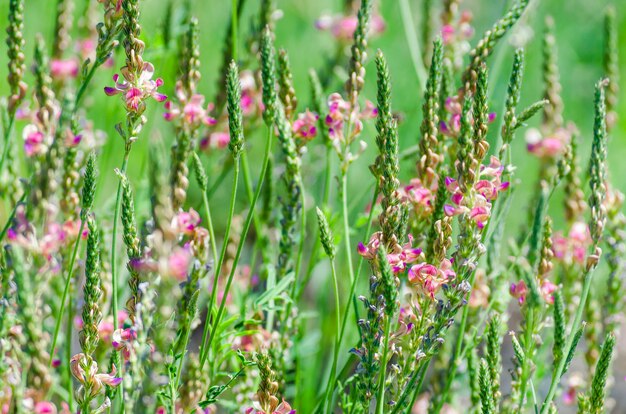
top-left (104, 62), bottom-right (167, 113)
top-left (552, 221), bottom-right (591, 266)
top-left (325, 93), bottom-right (377, 152)
top-left (444, 156), bottom-right (509, 228)
top-left (440, 96), bottom-right (496, 139)
top-left (408, 258), bottom-right (456, 300)
top-left (525, 126), bottom-right (573, 159)
top-left (401, 178), bottom-right (437, 219)
top-left (441, 11), bottom-right (475, 47)
top-left (70, 353), bottom-right (122, 399)
top-left (291, 109), bottom-right (318, 143)
top-left (163, 83), bottom-right (217, 129)
top-left (509, 279), bottom-right (557, 305)
top-left (315, 12), bottom-right (385, 41)
top-left (358, 232), bottom-right (423, 274)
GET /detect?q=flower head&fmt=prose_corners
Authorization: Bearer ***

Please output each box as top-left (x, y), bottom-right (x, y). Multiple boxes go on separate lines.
top-left (163, 82), bottom-right (216, 128)
top-left (408, 258), bottom-right (455, 299)
top-left (292, 109), bottom-right (318, 141)
top-left (104, 62), bottom-right (167, 113)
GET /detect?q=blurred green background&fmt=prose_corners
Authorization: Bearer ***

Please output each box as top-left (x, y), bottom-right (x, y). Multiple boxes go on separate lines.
top-left (1, 0), bottom-right (625, 411)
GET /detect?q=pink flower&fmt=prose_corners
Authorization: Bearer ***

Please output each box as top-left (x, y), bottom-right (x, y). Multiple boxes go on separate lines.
top-left (23, 124), bottom-right (48, 157)
top-left (112, 328), bottom-right (136, 361)
top-left (525, 127), bottom-right (571, 159)
top-left (70, 354), bottom-right (122, 396)
top-left (51, 58), bottom-right (79, 80)
top-left (34, 402), bottom-right (57, 414)
top-left (358, 232), bottom-right (423, 273)
top-left (163, 83), bottom-right (216, 128)
top-left (552, 222), bottom-right (591, 266)
top-left (408, 258), bottom-right (455, 299)
top-left (292, 109), bottom-right (319, 141)
top-left (104, 62), bottom-right (167, 113)
top-left (540, 280), bottom-right (557, 304)
top-left (200, 131), bottom-right (230, 151)
top-left (316, 13), bottom-right (385, 41)
top-left (509, 280), bottom-right (528, 305)
top-left (402, 178), bottom-right (435, 218)
top-left (246, 400), bottom-right (296, 414)
top-left (168, 247), bottom-right (192, 280)
top-left (173, 208), bottom-right (201, 236)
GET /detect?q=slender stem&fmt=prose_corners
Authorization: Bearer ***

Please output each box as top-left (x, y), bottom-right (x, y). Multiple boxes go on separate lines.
top-left (540, 264), bottom-right (598, 413)
top-left (110, 150), bottom-right (131, 332)
top-left (231, 0), bottom-right (238, 62)
top-left (74, 64), bottom-right (99, 109)
top-left (375, 317), bottom-right (392, 414)
top-left (399, 0), bottom-right (428, 93)
top-left (241, 151), bottom-right (263, 237)
top-left (323, 260), bottom-right (342, 414)
top-left (201, 187), bottom-right (220, 276)
top-left (341, 173), bottom-right (355, 297)
top-left (431, 268), bottom-right (480, 413)
top-left (324, 187), bottom-right (379, 401)
top-left (0, 189), bottom-right (28, 243)
top-left (66, 289), bottom-right (74, 411)
top-left (0, 117), bottom-right (15, 176)
top-left (49, 218), bottom-right (87, 365)
top-left (517, 306), bottom-right (536, 412)
top-left (201, 123), bottom-right (273, 368)
top-left (198, 160), bottom-right (240, 367)
top-left (207, 161), bottom-right (232, 200)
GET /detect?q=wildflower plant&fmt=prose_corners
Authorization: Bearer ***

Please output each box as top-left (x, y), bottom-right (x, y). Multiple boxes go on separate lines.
top-left (1, 1), bottom-right (625, 413)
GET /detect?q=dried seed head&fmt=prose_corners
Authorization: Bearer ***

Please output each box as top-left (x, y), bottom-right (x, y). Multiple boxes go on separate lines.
top-left (180, 17), bottom-right (201, 96)
top-left (542, 16), bottom-right (564, 129)
top-left (604, 7), bottom-right (619, 131)
top-left (417, 37), bottom-right (443, 186)
top-left (122, 0), bottom-right (145, 76)
top-left (6, 0), bottom-right (27, 113)
top-left (277, 49), bottom-right (298, 120)
top-left (463, 0), bottom-right (529, 94)
top-left (345, 0), bottom-right (372, 106)
top-left (52, 0), bottom-right (74, 59)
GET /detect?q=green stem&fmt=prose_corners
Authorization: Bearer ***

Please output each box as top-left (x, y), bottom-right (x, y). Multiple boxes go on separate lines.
top-left (110, 150), bottom-right (131, 332)
top-left (0, 116), bottom-right (15, 176)
top-left (323, 186), bottom-right (379, 403)
top-left (198, 159), bottom-right (240, 368)
top-left (49, 218), bottom-right (87, 365)
top-left (201, 122), bottom-right (273, 369)
top-left (241, 151), bottom-right (263, 238)
top-left (0, 189), bottom-right (28, 242)
top-left (375, 317), bottom-right (392, 414)
top-left (517, 306), bottom-right (536, 412)
top-left (66, 288), bottom-right (74, 411)
top-left (539, 264), bottom-right (598, 413)
top-left (399, 0), bottom-right (428, 93)
top-left (323, 259), bottom-right (342, 414)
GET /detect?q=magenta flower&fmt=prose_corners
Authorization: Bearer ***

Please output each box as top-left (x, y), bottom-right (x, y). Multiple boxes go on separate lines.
top-left (525, 127), bottom-right (572, 159)
top-left (509, 280), bottom-right (528, 305)
top-left (33, 401), bottom-right (57, 414)
top-left (245, 400), bottom-right (296, 414)
top-left (104, 62), bottom-right (167, 113)
top-left (292, 109), bottom-right (319, 141)
top-left (408, 258), bottom-right (455, 299)
top-left (200, 131), bottom-right (231, 151)
top-left (168, 247), bottom-right (192, 280)
top-left (163, 83), bottom-right (216, 128)
top-left (540, 280), bottom-right (558, 304)
top-left (552, 221), bottom-right (591, 266)
top-left (70, 353), bottom-right (122, 397)
top-left (401, 178), bottom-right (435, 218)
top-left (315, 13), bottom-right (385, 41)
top-left (22, 124), bottom-right (49, 157)
top-left (50, 58), bottom-right (79, 80)
top-left (173, 208), bottom-right (201, 236)
top-left (112, 328), bottom-right (137, 361)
